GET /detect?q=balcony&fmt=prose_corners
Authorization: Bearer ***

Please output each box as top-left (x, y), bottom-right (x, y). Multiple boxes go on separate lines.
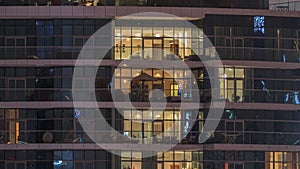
top-left (0, 0), bottom-right (268, 9)
top-left (0, 88), bottom-right (300, 106)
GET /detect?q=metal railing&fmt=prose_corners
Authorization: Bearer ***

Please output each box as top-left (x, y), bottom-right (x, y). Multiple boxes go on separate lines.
top-left (0, 0), bottom-right (268, 8)
top-left (1, 130), bottom-right (300, 145)
top-left (1, 88), bottom-right (300, 105)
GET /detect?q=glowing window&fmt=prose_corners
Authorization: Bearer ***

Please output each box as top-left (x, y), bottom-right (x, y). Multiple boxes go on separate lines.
top-left (254, 16), bottom-right (265, 34)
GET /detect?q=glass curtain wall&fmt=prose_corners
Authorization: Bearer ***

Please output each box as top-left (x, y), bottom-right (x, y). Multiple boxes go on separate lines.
top-left (120, 151), bottom-right (203, 169)
top-left (114, 20), bottom-right (204, 60)
top-left (113, 67), bottom-right (198, 101)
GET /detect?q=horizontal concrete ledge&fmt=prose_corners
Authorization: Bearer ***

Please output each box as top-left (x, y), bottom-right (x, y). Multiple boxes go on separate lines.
top-left (225, 102), bottom-right (300, 111)
top-left (1, 59), bottom-right (300, 70)
top-left (0, 6), bottom-right (299, 19)
top-left (1, 143), bottom-right (300, 152)
top-left (0, 101), bottom-right (203, 109)
top-left (0, 143), bottom-right (201, 151)
top-left (204, 144), bottom-right (300, 152)
top-left (0, 102), bottom-right (300, 111)
top-left (222, 60), bottom-right (300, 70)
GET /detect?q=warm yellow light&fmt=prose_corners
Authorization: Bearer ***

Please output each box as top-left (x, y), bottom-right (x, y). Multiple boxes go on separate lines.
top-left (16, 122), bottom-right (19, 143)
top-left (135, 33), bottom-right (141, 37)
top-left (155, 33), bottom-right (161, 37)
top-left (86, 1), bottom-right (92, 6)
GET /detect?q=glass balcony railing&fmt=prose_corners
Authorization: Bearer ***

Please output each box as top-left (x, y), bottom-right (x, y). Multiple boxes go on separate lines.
top-left (215, 47), bottom-right (300, 63)
top-left (0, 0), bottom-right (268, 9)
top-left (210, 131), bottom-right (300, 145)
top-left (1, 88), bottom-right (300, 105)
top-left (0, 46), bottom-right (299, 63)
top-left (0, 131), bottom-right (94, 144)
top-left (2, 1), bottom-right (300, 11)
top-left (1, 129), bottom-right (300, 145)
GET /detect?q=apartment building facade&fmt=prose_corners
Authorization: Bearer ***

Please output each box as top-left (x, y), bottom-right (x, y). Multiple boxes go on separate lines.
top-left (0, 0), bottom-right (300, 169)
